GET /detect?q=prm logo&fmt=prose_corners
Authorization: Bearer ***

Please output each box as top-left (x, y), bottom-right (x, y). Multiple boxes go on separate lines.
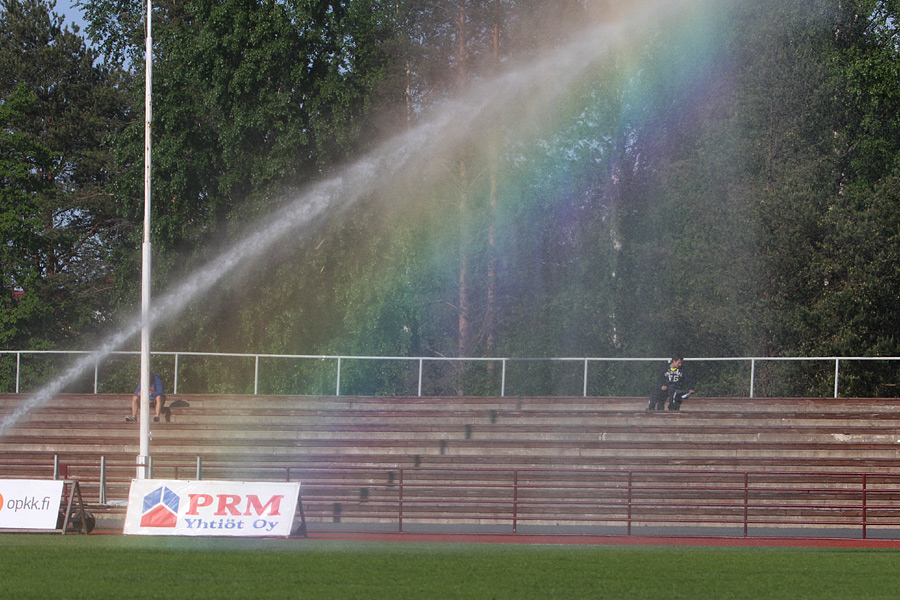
top-left (141, 486), bottom-right (180, 528)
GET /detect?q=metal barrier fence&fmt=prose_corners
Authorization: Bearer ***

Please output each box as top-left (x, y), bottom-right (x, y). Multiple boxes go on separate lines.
top-left (3, 350), bottom-right (900, 398)
top-left (32, 457), bottom-right (900, 539)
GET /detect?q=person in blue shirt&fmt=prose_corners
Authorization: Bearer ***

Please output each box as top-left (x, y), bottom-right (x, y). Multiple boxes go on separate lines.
top-left (127, 371), bottom-right (167, 422)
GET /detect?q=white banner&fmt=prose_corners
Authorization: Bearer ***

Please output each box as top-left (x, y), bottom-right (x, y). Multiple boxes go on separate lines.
top-left (123, 480), bottom-right (301, 537)
top-left (0, 479), bottom-right (64, 530)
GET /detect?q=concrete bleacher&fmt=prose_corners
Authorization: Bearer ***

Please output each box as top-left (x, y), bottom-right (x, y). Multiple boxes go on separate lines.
top-left (2, 393), bottom-right (900, 531)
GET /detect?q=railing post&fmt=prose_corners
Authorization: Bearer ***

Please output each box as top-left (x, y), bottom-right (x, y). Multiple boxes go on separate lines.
top-left (749, 359), bottom-right (756, 399)
top-left (583, 359), bottom-right (589, 397)
top-left (336, 357), bottom-right (342, 396)
top-left (196, 456), bottom-right (202, 480)
top-left (834, 359), bottom-right (840, 398)
top-left (398, 468), bottom-right (404, 533)
top-left (94, 359), bottom-right (99, 394)
top-left (862, 473), bottom-right (867, 540)
top-left (627, 471), bottom-right (632, 536)
top-left (744, 472), bottom-right (749, 537)
top-left (53, 455), bottom-right (60, 480)
top-left (512, 470), bottom-right (518, 534)
top-left (15, 351), bottom-right (21, 393)
top-left (418, 359), bottom-right (423, 397)
top-left (173, 353), bottom-right (179, 395)
top-left (254, 355), bottom-right (260, 395)
top-left (100, 456), bottom-right (107, 504)
top-left (501, 359), bottom-right (507, 397)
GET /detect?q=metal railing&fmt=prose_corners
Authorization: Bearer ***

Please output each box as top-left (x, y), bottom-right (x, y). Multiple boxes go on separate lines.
top-left (2, 350), bottom-right (900, 398)
top-left (28, 457), bottom-right (900, 539)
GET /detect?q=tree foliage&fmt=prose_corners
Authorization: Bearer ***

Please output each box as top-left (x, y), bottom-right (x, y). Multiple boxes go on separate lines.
top-left (4, 0), bottom-right (900, 397)
top-left (0, 0), bottom-right (126, 350)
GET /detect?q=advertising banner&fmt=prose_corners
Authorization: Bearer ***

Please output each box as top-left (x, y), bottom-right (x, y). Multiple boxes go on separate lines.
top-left (123, 480), bottom-right (301, 537)
top-left (0, 479), bottom-right (64, 530)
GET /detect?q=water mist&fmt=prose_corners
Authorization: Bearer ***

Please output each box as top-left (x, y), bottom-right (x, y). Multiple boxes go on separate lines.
top-left (0, 0), bottom-right (701, 435)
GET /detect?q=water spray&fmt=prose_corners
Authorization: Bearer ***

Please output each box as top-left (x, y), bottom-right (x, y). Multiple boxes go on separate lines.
top-left (0, 0), bottom-right (698, 440)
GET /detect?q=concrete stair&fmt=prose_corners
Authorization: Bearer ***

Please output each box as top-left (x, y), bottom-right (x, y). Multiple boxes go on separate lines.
top-left (3, 393), bottom-right (900, 530)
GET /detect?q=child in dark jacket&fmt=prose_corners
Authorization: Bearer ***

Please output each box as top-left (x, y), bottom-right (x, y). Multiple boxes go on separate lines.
top-left (648, 357), bottom-right (694, 411)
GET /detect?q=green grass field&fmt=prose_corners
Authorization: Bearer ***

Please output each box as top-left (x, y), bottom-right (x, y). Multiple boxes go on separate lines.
top-left (2, 535), bottom-right (900, 599)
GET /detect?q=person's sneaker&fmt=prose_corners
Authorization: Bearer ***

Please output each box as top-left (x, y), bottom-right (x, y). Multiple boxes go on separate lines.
top-left (125, 416), bottom-right (136, 422)
top-left (153, 416), bottom-right (159, 422)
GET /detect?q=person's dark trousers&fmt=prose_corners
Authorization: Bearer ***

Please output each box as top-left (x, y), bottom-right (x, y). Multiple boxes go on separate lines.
top-left (668, 389), bottom-right (685, 411)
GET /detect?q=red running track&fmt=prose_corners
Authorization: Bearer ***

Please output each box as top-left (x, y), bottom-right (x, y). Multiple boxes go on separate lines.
top-left (305, 530), bottom-right (900, 548)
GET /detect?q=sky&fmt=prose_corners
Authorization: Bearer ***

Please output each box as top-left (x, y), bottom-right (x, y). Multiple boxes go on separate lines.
top-left (55, 0), bottom-right (89, 33)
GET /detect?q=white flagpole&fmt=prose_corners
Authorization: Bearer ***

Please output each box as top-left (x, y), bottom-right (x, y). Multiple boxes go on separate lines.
top-left (138, 0), bottom-right (153, 479)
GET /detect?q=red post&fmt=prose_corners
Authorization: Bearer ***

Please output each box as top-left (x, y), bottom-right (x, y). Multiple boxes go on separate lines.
top-left (744, 472), bottom-right (749, 538)
top-left (862, 473), bottom-right (867, 540)
top-left (627, 471), bottom-right (632, 536)
top-left (512, 470), bottom-right (518, 534)
top-left (398, 468), bottom-right (404, 533)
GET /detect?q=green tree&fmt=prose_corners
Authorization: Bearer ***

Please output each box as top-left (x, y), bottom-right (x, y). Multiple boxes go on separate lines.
top-left (50, 0), bottom-right (900, 400)
top-left (744, 0), bottom-right (900, 369)
top-left (803, 0), bottom-right (900, 392)
top-left (0, 0), bottom-right (126, 353)
top-left (78, 0), bottom-right (406, 368)
top-left (832, 0), bottom-right (900, 189)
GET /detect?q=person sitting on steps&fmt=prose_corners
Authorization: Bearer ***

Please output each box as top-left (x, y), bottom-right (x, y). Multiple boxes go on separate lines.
top-left (648, 356), bottom-right (695, 411)
top-left (127, 371), bottom-right (168, 423)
